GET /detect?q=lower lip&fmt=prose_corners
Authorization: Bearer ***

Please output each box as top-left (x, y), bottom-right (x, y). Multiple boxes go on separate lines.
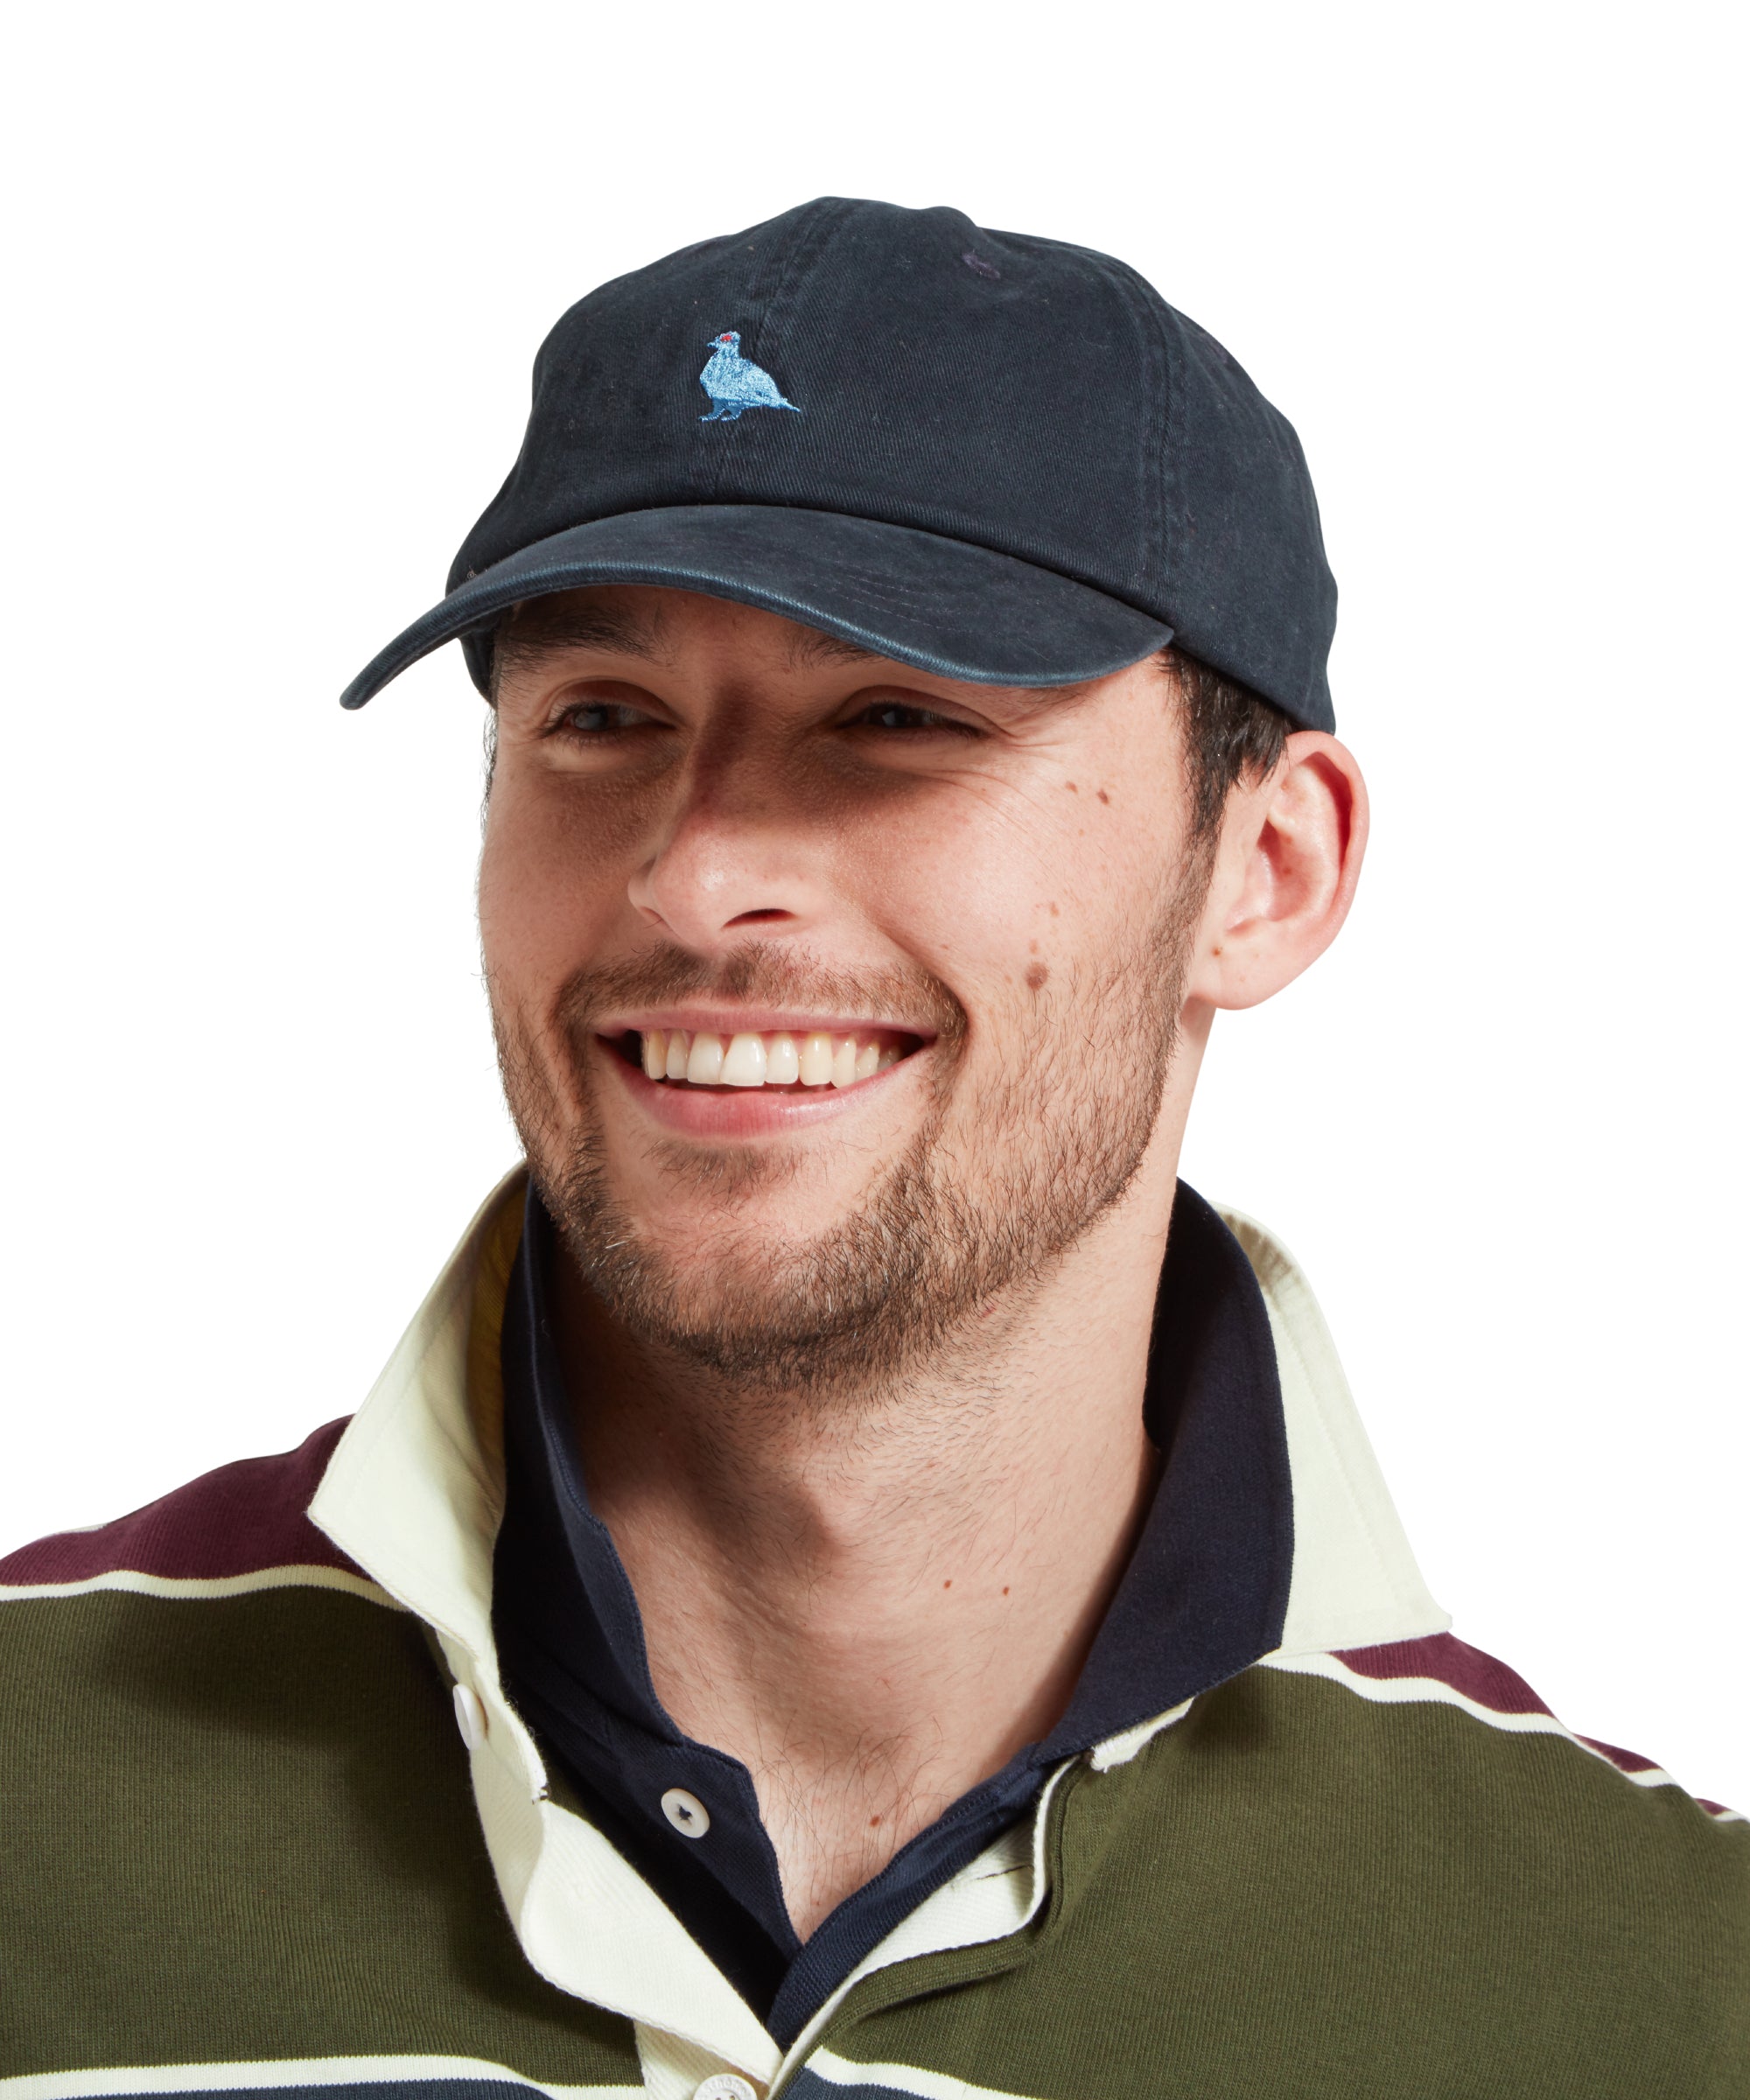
top-left (599, 1040), bottom-right (915, 1137)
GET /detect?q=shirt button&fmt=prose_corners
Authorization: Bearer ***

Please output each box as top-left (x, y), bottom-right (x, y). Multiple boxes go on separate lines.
top-left (452, 1684), bottom-right (488, 1753)
top-left (693, 2077), bottom-right (757, 2100)
top-left (661, 1786), bottom-right (710, 1838)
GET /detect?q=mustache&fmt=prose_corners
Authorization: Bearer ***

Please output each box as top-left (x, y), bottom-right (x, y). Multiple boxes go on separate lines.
top-left (552, 940), bottom-right (969, 1047)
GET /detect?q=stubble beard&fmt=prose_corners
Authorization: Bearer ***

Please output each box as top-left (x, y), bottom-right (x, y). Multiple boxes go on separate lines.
top-left (492, 861), bottom-right (1208, 1400)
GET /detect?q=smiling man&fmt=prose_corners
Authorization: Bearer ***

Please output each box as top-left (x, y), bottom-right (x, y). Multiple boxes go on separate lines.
top-left (477, 582), bottom-right (1344, 1969)
top-left (2, 199), bottom-right (1744, 2096)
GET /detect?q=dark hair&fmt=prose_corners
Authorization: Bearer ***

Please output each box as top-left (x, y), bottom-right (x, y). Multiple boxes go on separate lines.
top-left (1166, 648), bottom-right (1292, 844)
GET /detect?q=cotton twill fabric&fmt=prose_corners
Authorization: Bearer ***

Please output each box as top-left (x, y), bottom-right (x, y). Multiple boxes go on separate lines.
top-left (0, 1581), bottom-right (639, 2073)
top-left (345, 198), bottom-right (1337, 730)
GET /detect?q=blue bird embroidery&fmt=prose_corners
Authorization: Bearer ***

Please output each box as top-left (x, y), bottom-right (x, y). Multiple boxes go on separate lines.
top-left (698, 331), bottom-right (800, 422)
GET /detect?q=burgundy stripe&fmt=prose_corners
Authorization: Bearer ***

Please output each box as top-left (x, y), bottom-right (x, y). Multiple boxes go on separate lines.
top-left (0, 1418), bottom-right (365, 1586)
top-left (1338, 1639), bottom-right (1736, 1815)
top-left (1698, 1799), bottom-right (1733, 1818)
top-left (1334, 1632), bottom-right (1552, 1717)
top-left (1577, 1733), bottom-right (1660, 1775)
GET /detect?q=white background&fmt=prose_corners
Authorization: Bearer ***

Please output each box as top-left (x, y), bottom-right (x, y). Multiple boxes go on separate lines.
top-left (3, 3), bottom-right (1745, 1811)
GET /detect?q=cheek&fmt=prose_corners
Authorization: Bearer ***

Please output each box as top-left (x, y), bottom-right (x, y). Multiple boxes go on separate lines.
top-left (479, 773), bottom-right (627, 1003)
top-left (840, 802), bottom-right (1019, 1001)
top-left (844, 773), bottom-right (1153, 1010)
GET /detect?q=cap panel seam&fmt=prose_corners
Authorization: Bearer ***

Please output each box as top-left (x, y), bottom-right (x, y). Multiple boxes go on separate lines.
top-left (751, 195), bottom-right (850, 364)
top-left (1081, 253), bottom-right (1171, 611)
top-left (709, 197), bottom-right (848, 507)
top-left (1142, 284), bottom-right (1186, 620)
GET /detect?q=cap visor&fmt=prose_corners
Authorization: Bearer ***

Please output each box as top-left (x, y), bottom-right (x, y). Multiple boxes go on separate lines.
top-left (339, 506), bottom-right (1173, 708)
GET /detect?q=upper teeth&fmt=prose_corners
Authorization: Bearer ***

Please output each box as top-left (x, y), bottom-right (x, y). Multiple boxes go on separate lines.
top-left (639, 1029), bottom-right (904, 1088)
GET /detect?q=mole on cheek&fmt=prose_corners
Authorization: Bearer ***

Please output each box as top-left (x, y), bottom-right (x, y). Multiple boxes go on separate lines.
top-left (1097, 788), bottom-right (1110, 805)
top-left (1026, 962), bottom-right (1050, 991)
top-left (1065, 780), bottom-right (1078, 793)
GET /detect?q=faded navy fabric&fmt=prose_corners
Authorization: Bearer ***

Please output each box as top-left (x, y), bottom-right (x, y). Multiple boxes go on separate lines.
top-left (491, 1180), bottom-right (1294, 2043)
top-left (699, 330), bottom-right (801, 422)
top-left (340, 198), bottom-right (1339, 731)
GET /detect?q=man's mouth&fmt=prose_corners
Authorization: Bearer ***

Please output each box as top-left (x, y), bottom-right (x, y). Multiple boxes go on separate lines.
top-left (614, 1026), bottom-right (919, 1090)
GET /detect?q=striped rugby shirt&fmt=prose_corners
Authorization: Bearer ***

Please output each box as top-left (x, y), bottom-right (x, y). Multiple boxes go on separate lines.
top-left (2, 1170), bottom-right (1745, 2097)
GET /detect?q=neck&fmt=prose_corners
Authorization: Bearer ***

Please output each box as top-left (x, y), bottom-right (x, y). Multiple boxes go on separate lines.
top-left (550, 1108), bottom-right (1190, 1939)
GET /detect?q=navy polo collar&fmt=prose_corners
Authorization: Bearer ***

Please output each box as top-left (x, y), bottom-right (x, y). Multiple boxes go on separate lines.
top-left (491, 1179), bottom-right (1292, 2042)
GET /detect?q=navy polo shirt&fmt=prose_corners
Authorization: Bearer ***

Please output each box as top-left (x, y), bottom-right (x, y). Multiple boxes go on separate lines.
top-left (492, 1180), bottom-right (1294, 2045)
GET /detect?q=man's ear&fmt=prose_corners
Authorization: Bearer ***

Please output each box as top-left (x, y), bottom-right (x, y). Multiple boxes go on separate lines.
top-left (1183, 732), bottom-right (1368, 1012)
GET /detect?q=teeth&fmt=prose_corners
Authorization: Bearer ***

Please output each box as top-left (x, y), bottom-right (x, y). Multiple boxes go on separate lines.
top-left (636, 1026), bottom-right (910, 1089)
top-left (686, 1032), bottom-right (726, 1085)
top-left (721, 1032), bottom-right (767, 1087)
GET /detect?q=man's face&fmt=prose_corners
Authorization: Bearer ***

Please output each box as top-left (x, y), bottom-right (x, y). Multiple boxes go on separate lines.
top-left (480, 586), bottom-right (1212, 1390)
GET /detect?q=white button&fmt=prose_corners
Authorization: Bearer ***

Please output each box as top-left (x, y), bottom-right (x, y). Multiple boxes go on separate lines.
top-left (693, 2077), bottom-right (757, 2100)
top-left (661, 1786), bottom-right (710, 1838)
top-left (452, 1683), bottom-right (487, 1753)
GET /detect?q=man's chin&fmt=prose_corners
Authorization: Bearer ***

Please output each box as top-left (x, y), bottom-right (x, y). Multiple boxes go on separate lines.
top-left (610, 1143), bottom-right (854, 1212)
top-left (583, 1144), bottom-right (882, 1267)
top-left (571, 1234), bottom-right (918, 1390)
top-left (537, 1137), bottom-right (970, 1391)
top-left (612, 1225), bottom-right (844, 1320)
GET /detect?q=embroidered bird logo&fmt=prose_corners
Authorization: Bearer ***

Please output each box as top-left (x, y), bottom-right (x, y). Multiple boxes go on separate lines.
top-left (698, 331), bottom-right (801, 422)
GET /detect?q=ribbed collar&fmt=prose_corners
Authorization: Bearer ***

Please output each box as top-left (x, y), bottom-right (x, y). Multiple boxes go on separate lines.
top-left (307, 1166), bottom-right (1449, 2082)
top-left (492, 1179), bottom-right (1294, 2039)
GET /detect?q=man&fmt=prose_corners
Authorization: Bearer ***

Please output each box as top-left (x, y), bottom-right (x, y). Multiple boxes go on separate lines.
top-left (3, 199), bottom-right (1743, 2095)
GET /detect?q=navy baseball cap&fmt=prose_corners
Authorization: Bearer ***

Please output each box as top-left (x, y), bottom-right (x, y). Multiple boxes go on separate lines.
top-left (340, 197), bottom-right (1338, 733)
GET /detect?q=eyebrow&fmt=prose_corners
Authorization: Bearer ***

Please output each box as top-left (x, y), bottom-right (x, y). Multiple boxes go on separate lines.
top-left (782, 626), bottom-right (884, 671)
top-left (494, 601), bottom-right (670, 671)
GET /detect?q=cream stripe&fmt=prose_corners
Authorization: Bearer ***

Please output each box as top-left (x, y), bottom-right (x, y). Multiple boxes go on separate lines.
top-left (0, 1564), bottom-right (403, 1607)
top-left (801, 2047), bottom-right (1040, 2100)
top-left (0, 2057), bottom-right (641, 2099)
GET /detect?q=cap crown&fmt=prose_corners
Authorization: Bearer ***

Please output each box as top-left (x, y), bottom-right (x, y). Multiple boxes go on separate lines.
top-left (453, 198), bottom-right (1336, 730)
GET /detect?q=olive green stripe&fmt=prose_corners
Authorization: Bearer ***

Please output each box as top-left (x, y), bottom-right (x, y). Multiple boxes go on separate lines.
top-left (820, 1666), bottom-right (1750, 2099)
top-left (0, 1589), bottom-right (637, 2081)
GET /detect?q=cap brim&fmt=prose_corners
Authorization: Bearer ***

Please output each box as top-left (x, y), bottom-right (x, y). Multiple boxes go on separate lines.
top-left (339, 505), bottom-right (1174, 709)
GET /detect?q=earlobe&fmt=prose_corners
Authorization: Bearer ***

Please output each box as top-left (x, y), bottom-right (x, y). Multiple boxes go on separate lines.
top-left (1186, 732), bottom-right (1368, 1012)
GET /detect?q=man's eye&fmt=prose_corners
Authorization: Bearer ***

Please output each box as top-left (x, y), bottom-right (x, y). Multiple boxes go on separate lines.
top-left (850, 700), bottom-right (974, 733)
top-left (558, 700), bottom-right (656, 735)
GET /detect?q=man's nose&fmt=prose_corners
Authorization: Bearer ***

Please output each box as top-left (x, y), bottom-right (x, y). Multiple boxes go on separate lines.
top-left (626, 755), bottom-right (825, 950)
